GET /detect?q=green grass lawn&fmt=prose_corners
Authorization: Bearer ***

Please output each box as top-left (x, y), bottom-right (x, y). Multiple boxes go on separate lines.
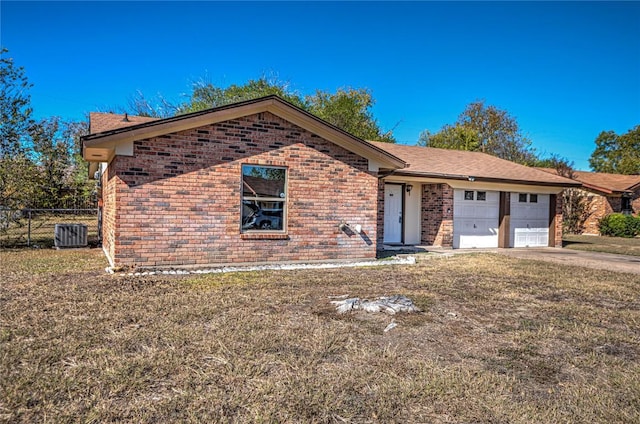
top-left (1, 249), bottom-right (639, 423)
top-left (563, 234), bottom-right (640, 256)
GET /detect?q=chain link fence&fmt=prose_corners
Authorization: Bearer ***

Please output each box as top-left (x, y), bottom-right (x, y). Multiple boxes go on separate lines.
top-left (0, 209), bottom-right (100, 248)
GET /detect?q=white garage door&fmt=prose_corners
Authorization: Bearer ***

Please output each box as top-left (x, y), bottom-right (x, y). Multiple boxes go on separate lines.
top-left (510, 193), bottom-right (549, 247)
top-left (453, 189), bottom-right (499, 248)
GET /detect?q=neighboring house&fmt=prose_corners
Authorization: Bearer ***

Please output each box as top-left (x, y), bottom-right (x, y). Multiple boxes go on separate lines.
top-left (539, 169), bottom-right (640, 235)
top-left (82, 96), bottom-right (579, 269)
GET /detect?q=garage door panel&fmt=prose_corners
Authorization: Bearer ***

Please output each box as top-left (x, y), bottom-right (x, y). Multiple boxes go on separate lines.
top-left (453, 189), bottom-right (499, 249)
top-left (510, 193), bottom-right (550, 247)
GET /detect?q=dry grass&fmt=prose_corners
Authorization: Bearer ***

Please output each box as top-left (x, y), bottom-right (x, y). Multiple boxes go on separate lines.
top-left (1, 249), bottom-right (639, 423)
top-left (564, 234), bottom-right (640, 256)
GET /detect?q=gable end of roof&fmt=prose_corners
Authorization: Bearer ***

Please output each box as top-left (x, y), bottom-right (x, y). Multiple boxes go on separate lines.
top-left (82, 95), bottom-right (406, 170)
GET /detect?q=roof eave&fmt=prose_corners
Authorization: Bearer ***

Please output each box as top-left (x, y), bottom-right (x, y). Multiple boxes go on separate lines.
top-left (392, 170), bottom-right (583, 188)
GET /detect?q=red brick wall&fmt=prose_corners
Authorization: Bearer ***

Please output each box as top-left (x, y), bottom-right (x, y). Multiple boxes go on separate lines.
top-left (552, 193), bottom-right (563, 246)
top-left (376, 179), bottom-right (385, 246)
top-left (581, 193), bottom-right (609, 235)
top-left (632, 186), bottom-right (640, 215)
top-left (421, 183), bottom-right (453, 247)
top-left (101, 164), bottom-right (117, 264)
top-left (579, 189), bottom-right (640, 235)
top-left (104, 112), bottom-right (378, 268)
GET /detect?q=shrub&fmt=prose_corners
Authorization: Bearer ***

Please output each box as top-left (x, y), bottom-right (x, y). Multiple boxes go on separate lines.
top-left (598, 213), bottom-right (640, 238)
top-left (562, 188), bottom-right (592, 234)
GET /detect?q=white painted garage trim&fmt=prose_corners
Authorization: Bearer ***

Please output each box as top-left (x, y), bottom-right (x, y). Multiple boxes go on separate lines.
top-left (453, 189), bottom-right (499, 249)
top-left (510, 193), bottom-right (550, 248)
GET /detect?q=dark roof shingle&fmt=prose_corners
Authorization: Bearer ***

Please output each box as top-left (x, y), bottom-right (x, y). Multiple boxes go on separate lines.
top-left (370, 142), bottom-right (579, 187)
top-left (89, 112), bottom-right (159, 134)
top-left (538, 168), bottom-right (640, 194)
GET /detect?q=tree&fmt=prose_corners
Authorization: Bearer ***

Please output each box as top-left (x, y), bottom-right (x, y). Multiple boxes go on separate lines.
top-left (0, 50), bottom-right (94, 210)
top-left (29, 117), bottom-right (91, 208)
top-left (0, 48), bottom-right (38, 209)
top-left (127, 90), bottom-right (177, 118)
top-left (306, 88), bottom-right (395, 143)
top-left (0, 48), bottom-right (35, 158)
top-left (0, 154), bottom-right (41, 209)
top-left (418, 100), bottom-right (536, 165)
top-left (178, 76), bottom-right (306, 114)
top-left (589, 126), bottom-right (640, 175)
top-left (535, 154), bottom-right (592, 234)
top-left (534, 154), bottom-right (574, 177)
top-left (126, 77), bottom-right (396, 143)
top-left (418, 124), bottom-right (480, 152)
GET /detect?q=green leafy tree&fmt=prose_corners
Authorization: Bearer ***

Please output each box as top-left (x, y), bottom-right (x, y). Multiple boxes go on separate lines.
top-left (534, 154), bottom-right (592, 234)
top-left (418, 100), bottom-right (536, 164)
top-left (0, 155), bottom-right (41, 209)
top-left (589, 126), bottom-right (640, 174)
top-left (30, 117), bottom-right (92, 208)
top-left (0, 50), bottom-right (93, 210)
top-left (306, 88), bottom-right (395, 143)
top-left (534, 154), bottom-right (574, 177)
top-left (0, 47), bottom-right (35, 158)
top-left (126, 77), bottom-right (395, 142)
top-left (419, 124), bottom-right (480, 152)
top-left (178, 77), bottom-right (306, 114)
top-left (0, 48), bottom-right (39, 209)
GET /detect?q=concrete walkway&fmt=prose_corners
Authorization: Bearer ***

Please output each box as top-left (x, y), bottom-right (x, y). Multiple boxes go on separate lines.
top-left (381, 244), bottom-right (640, 275)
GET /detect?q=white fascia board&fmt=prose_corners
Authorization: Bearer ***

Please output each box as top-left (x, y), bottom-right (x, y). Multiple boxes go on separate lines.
top-left (382, 175), bottom-right (564, 194)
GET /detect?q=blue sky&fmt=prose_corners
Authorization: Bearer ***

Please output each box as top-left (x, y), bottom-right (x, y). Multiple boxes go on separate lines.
top-left (2, 1), bottom-right (639, 170)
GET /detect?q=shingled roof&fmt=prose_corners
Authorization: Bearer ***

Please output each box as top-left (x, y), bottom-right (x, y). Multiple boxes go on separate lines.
top-left (370, 142), bottom-right (580, 187)
top-left (538, 168), bottom-right (640, 194)
top-left (89, 112), bottom-right (158, 134)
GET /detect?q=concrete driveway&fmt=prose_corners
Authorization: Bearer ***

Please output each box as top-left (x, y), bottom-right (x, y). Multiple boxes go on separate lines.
top-left (495, 248), bottom-right (640, 275)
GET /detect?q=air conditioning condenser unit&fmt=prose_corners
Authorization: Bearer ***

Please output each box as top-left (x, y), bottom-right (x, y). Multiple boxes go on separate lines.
top-left (54, 224), bottom-right (88, 248)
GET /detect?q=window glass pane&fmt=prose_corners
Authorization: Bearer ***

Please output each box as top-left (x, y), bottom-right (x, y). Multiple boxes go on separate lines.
top-left (242, 201), bottom-right (284, 230)
top-left (464, 190), bottom-right (474, 200)
top-left (622, 197), bottom-right (631, 211)
top-left (518, 193), bottom-right (528, 203)
top-left (242, 165), bottom-right (285, 198)
top-left (529, 194), bottom-right (538, 203)
top-left (241, 165), bottom-right (286, 231)
top-left (476, 191), bottom-right (486, 201)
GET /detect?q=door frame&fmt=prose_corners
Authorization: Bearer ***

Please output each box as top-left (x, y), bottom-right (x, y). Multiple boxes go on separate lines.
top-left (383, 182), bottom-right (406, 244)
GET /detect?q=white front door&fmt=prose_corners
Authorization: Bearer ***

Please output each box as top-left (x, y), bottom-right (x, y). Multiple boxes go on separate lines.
top-left (510, 193), bottom-right (549, 247)
top-left (384, 184), bottom-right (403, 243)
top-left (453, 189), bottom-right (500, 248)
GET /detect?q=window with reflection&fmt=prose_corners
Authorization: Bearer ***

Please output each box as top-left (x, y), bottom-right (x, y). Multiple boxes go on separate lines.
top-left (241, 165), bottom-right (286, 231)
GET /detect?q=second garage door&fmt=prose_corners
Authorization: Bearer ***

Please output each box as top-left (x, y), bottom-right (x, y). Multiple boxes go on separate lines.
top-left (453, 189), bottom-right (499, 248)
top-left (510, 193), bottom-right (550, 247)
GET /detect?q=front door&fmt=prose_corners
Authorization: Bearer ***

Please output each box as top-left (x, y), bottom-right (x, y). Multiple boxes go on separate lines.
top-left (384, 184), bottom-right (403, 243)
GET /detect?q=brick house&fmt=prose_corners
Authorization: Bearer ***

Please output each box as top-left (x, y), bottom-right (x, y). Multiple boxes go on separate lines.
top-left (82, 96), bottom-right (578, 269)
top-left (540, 169), bottom-right (640, 235)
